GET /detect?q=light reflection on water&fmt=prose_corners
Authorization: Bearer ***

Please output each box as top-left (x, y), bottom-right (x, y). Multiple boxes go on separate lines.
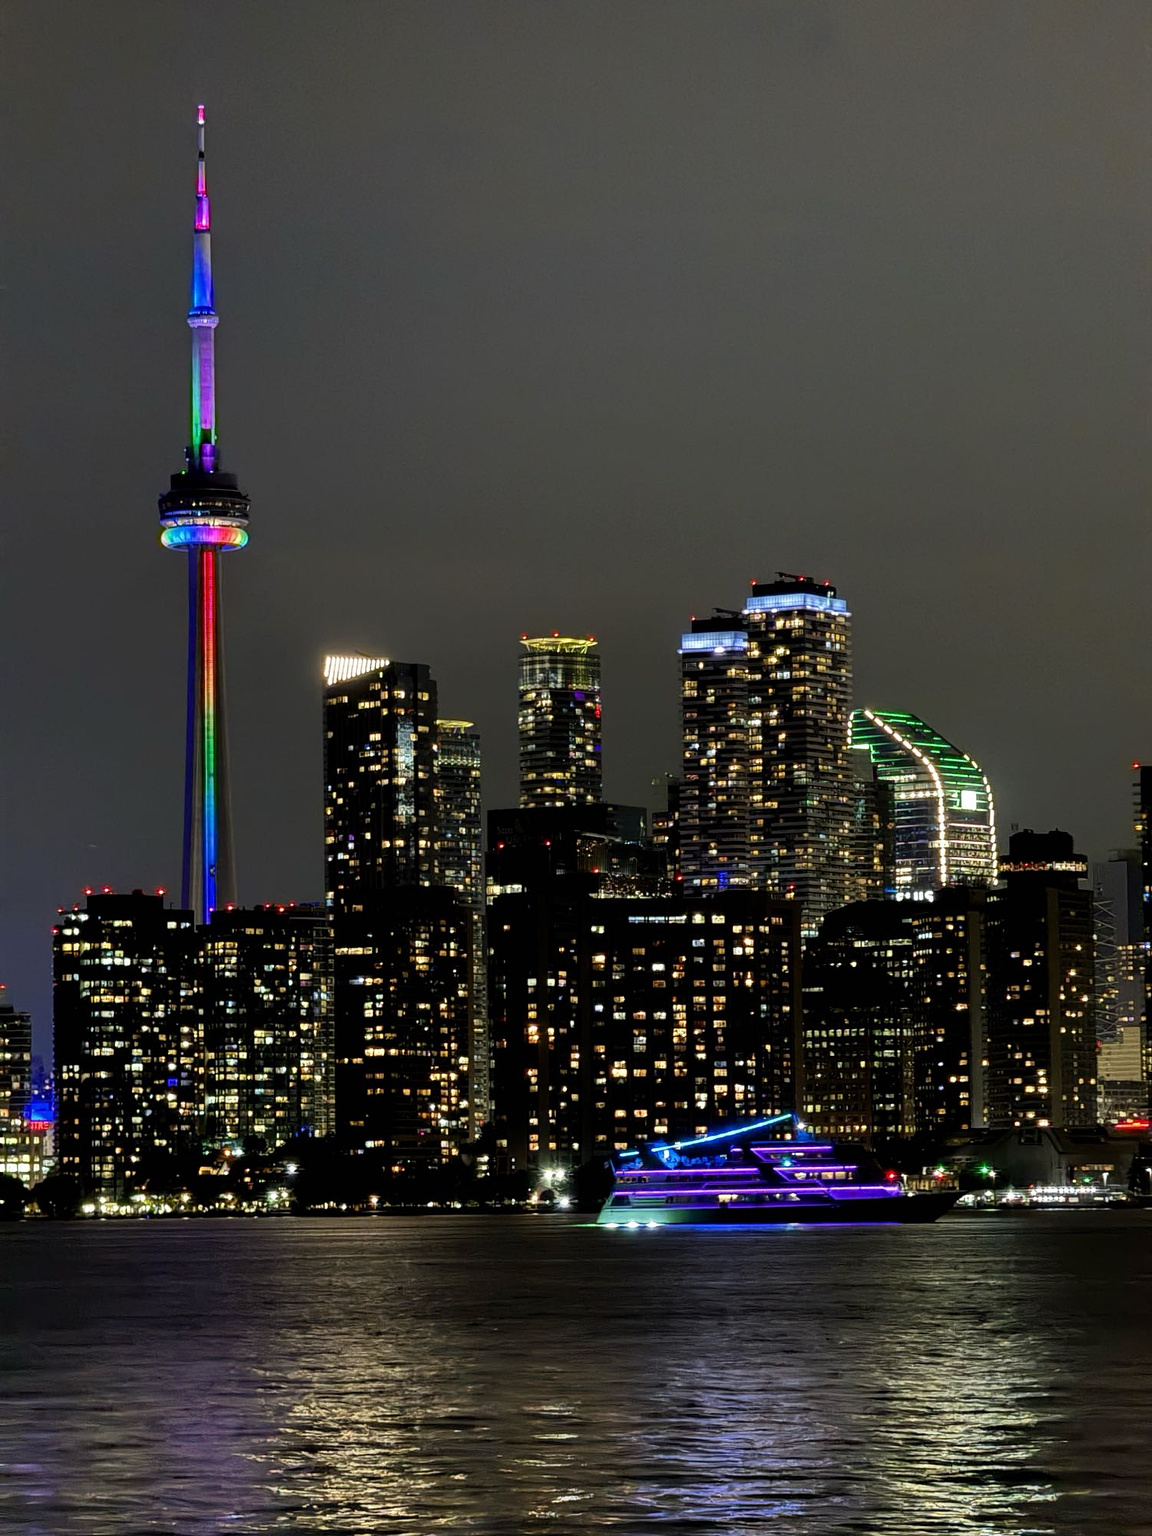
top-left (1, 1214), bottom-right (1150, 1534)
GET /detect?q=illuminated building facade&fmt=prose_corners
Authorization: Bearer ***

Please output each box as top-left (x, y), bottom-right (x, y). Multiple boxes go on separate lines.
top-left (487, 802), bottom-right (661, 901)
top-left (849, 709), bottom-right (997, 899)
top-left (650, 774), bottom-right (681, 884)
top-left (802, 890), bottom-right (990, 1141)
top-left (158, 108), bottom-right (250, 925)
top-left (436, 722), bottom-right (483, 905)
top-left (490, 888), bottom-right (802, 1173)
top-left (0, 992), bottom-right (44, 1184)
top-left (679, 617), bottom-right (751, 888)
top-left (802, 902), bottom-right (918, 1141)
top-left (199, 905), bottom-right (334, 1148)
top-left (985, 830), bottom-right (1096, 1128)
top-left (333, 888), bottom-right (470, 1166)
top-left (850, 760), bottom-right (896, 902)
top-left (54, 891), bottom-right (198, 1196)
top-left (1137, 765), bottom-right (1152, 1088)
top-left (743, 575), bottom-right (854, 933)
top-left (0, 992), bottom-right (31, 1120)
top-left (1137, 765), bottom-right (1152, 935)
top-left (323, 659), bottom-right (477, 1163)
top-left (518, 636), bottom-right (602, 807)
top-left (909, 887), bottom-right (988, 1134)
top-left (323, 655), bottom-right (438, 911)
top-left (1092, 851), bottom-right (1147, 1123)
top-left (437, 720), bottom-right (489, 1130)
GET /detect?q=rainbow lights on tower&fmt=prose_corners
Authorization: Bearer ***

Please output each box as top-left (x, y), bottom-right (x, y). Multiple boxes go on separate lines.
top-left (158, 105), bottom-right (250, 923)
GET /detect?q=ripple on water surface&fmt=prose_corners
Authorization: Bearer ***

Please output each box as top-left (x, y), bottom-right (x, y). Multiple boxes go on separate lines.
top-left (1, 1214), bottom-right (1150, 1535)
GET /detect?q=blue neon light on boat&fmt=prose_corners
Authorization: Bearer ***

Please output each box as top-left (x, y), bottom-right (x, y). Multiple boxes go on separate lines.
top-left (655, 1113), bottom-right (795, 1153)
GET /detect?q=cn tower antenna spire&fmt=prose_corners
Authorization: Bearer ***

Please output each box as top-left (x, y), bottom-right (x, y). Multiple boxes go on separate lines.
top-left (158, 104), bottom-right (251, 924)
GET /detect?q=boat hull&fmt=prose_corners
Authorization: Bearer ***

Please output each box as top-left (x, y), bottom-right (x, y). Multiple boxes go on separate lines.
top-left (598, 1190), bottom-right (961, 1226)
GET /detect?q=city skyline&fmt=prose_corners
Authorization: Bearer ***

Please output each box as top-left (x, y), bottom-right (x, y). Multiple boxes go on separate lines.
top-left (7, 4), bottom-right (1149, 1049)
top-left (6, 14), bottom-right (1150, 1536)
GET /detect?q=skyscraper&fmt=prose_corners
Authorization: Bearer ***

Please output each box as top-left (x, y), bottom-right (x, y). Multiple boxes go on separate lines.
top-left (437, 720), bottom-right (489, 1130)
top-left (323, 657), bottom-right (475, 1160)
top-left (849, 709), bottom-right (997, 898)
top-left (323, 655), bottom-right (438, 911)
top-left (1091, 851), bottom-right (1147, 1123)
top-left (1135, 765), bottom-right (1152, 1091)
top-left (985, 830), bottom-right (1096, 1128)
top-left (743, 575), bottom-right (854, 931)
top-left (199, 905), bottom-right (335, 1147)
top-left (158, 108), bottom-right (250, 925)
top-left (0, 990), bottom-right (42, 1185)
top-left (54, 891), bottom-right (198, 1196)
top-left (802, 901), bottom-right (917, 1141)
top-left (909, 886), bottom-right (988, 1134)
top-left (490, 888), bottom-right (802, 1173)
top-left (1136, 764), bottom-right (1152, 936)
top-left (436, 722), bottom-right (483, 904)
top-left (518, 636), bottom-right (602, 807)
top-left (0, 991), bottom-right (32, 1121)
top-left (333, 888), bottom-right (471, 1166)
top-left (679, 615), bottom-right (750, 888)
top-left (802, 890), bottom-right (991, 1142)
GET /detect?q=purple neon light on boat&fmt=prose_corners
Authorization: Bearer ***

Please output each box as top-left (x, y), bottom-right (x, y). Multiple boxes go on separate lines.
top-left (598, 1115), bottom-right (959, 1226)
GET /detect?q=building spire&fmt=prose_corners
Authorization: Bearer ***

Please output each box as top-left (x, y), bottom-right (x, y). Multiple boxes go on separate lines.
top-left (196, 104), bottom-right (210, 231)
top-left (189, 104), bottom-right (218, 472)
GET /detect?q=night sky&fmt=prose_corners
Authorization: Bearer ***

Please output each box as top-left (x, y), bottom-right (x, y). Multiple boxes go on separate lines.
top-left (7, 3), bottom-right (1149, 1050)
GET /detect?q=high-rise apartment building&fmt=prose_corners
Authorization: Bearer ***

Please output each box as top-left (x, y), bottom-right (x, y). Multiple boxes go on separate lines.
top-left (679, 616), bottom-right (750, 888)
top-left (199, 905), bottom-right (335, 1147)
top-left (323, 655), bottom-right (438, 910)
top-left (0, 991), bottom-right (41, 1184)
top-left (1137, 765), bottom-right (1152, 935)
top-left (323, 658), bottom-right (475, 1162)
top-left (436, 722), bottom-right (483, 903)
top-left (676, 575), bottom-right (853, 930)
top-left (0, 991), bottom-right (31, 1120)
top-left (437, 720), bottom-right (489, 1130)
top-left (333, 888), bottom-right (471, 1167)
top-left (802, 889), bottom-right (990, 1143)
top-left (985, 830), bottom-right (1096, 1128)
top-left (849, 709), bottom-right (997, 898)
top-left (909, 887), bottom-right (988, 1134)
top-left (650, 774), bottom-right (681, 885)
top-left (1135, 765), bottom-right (1152, 1089)
top-left (1092, 851), bottom-right (1147, 1123)
top-left (802, 902), bottom-right (917, 1141)
top-left (743, 575), bottom-right (854, 932)
top-left (54, 891), bottom-right (199, 1196)
top-left (518, 636), bottom-right (602, 807)
top-left (490, 887), bottom-right (802, 1173)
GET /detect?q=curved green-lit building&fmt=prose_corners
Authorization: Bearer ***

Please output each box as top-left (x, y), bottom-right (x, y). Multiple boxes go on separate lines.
top-left (849, 709), bottom-right (997, 897)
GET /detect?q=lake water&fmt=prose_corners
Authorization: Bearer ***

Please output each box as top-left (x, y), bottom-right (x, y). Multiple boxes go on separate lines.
top-left (1, 1212), bottom-right (1150, 1535)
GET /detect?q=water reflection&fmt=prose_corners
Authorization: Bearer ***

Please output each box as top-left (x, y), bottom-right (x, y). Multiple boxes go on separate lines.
top-left (1, 1216), bottom-right (1150, 1534)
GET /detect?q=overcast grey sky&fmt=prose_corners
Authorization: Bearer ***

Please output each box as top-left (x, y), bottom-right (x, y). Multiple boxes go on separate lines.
top-left (5, 2), bottom-right (1150, 1047)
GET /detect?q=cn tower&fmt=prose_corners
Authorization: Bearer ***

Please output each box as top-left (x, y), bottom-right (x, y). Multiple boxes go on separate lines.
top-left (158, 106), bottom-right (249, 923)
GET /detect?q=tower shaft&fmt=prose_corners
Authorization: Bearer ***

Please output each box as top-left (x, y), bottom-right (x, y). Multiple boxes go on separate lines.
top-left (183, 546), bottom-right (236, 918)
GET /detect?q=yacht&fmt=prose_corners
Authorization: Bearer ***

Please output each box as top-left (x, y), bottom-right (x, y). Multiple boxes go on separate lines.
top-left (598, 1115), bottom-right (960, 1226)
